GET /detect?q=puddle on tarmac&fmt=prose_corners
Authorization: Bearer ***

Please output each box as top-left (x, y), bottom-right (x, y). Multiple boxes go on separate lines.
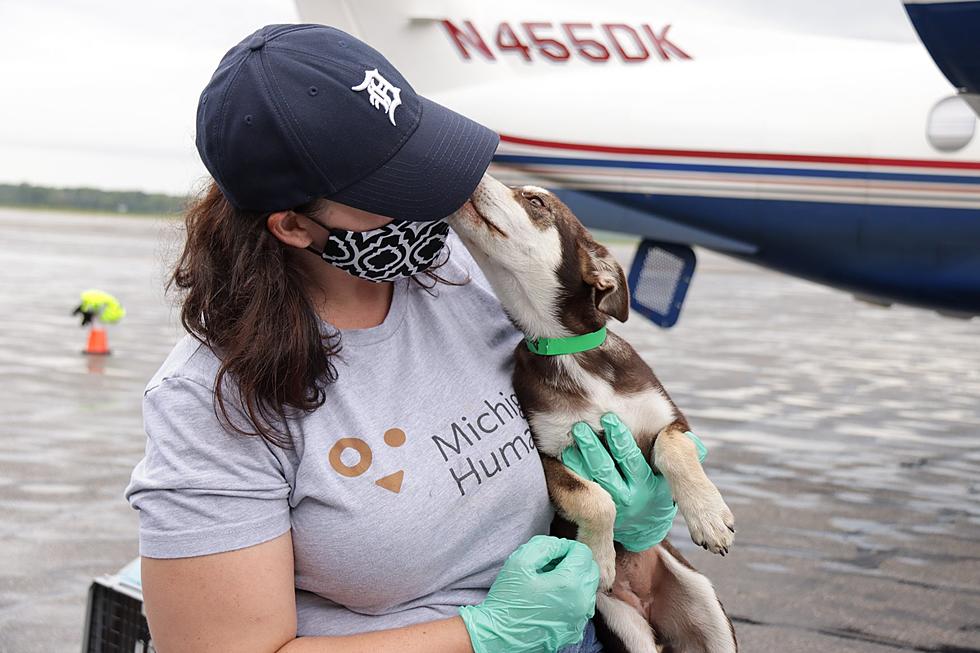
top-left (1, 209), bottom-right (978, 652)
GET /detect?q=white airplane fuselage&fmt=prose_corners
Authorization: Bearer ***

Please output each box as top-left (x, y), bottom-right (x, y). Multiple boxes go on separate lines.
top-left (296, 0), bottom-right (980, 316)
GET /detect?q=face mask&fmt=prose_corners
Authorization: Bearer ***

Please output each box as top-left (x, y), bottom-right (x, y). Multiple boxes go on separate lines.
top-left (305, 217), bottom-right (450, 282)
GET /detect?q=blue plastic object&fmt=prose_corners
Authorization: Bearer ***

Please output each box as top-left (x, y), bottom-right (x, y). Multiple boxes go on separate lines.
top-left (627, 239), bottom-right (697, 328)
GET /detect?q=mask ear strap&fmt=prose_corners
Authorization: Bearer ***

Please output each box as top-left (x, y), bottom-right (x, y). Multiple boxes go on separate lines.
top-left (305, 243), bottom-right (325, 257)
top-left (300, 212), bottom-right (330, 257)
top-left (302, 212), bottom-right (331, 232)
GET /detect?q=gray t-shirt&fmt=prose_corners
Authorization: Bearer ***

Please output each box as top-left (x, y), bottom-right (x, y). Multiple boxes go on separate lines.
top-left (124, 233), bottom-right (553, 637)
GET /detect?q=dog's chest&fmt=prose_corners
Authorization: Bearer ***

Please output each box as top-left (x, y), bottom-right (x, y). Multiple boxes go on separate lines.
top-left (522, 359), bottom-right (677, 457)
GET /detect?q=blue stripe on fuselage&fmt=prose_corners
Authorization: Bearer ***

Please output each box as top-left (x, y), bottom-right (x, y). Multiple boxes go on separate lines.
top-left (493, 154), bottom-right (980, 185)
top-left (558, 189), bottom-right (980, 314)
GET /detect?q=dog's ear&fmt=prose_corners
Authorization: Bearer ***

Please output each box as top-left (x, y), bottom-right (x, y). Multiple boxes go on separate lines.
top-left (578, 241), bottom-right (630, 322)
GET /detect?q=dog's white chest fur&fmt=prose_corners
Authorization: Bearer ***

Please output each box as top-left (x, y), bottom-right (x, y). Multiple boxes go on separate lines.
top-left (528, 356), bottom-right (677, 456)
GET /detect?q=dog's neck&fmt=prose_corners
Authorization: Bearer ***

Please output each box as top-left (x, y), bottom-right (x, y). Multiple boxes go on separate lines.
top-left (516, 328), bottom-right (619, 400)
top-left (512, 301), bottom-right (608, 344)
top-left (474, 251), bottom-right (609, 341)
top-left (525, 325), bottom-right (607, 356)
top-left (521, 298), bottom-right (609, 357)
top-left (477, 265), bottom-right (573, 341)
top-left (513, 289), bottom-right (617, 388)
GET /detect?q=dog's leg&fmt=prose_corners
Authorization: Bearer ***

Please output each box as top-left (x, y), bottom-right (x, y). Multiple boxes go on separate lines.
top-left (602, 543), bottom-right (736, 653)
top-left (541, 456), bottom-right (618, 590)
top-left (595, 593), bottom-right (662, 653)
top-left (646, 541), bottom-right (737, 653)
top-left (653, 423), bottom-right (734, 554)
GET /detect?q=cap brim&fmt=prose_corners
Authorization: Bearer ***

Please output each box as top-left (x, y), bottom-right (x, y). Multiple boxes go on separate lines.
top-left (327, 96), bottom-right (499, 222)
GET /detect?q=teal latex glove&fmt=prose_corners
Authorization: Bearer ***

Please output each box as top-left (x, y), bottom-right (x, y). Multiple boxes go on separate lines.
top-left (562, 413), bottom-right (708, 552)
top-left (459, 535), bottom-right (600, 653)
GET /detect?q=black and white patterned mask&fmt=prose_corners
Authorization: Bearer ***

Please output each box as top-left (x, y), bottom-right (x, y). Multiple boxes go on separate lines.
top-left (306, 217), bottom-right (450, 282)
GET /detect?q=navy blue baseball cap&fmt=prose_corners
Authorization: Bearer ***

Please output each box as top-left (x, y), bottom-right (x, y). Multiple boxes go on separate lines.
top-left (195, 24), bottom-right (499, 220)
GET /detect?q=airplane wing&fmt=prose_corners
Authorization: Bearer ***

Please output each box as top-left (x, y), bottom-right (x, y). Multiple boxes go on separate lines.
top-left (905, 0), bottom-right (980, 115)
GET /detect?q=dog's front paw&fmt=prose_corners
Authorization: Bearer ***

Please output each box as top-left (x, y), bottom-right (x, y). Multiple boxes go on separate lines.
top-left (678, 483), bottom-right (735, 555)
top-left (596, 546), bottom-right (617, 592)
top-left (580, 531), bottom-right (618, 591)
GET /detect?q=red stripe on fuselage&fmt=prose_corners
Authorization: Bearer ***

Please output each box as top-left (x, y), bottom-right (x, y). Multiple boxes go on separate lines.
top-left (499, 134), bottom-right (980, 171)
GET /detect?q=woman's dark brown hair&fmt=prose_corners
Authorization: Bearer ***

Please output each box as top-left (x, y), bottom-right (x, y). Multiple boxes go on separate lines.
top-left (169, 181), bottom-right (466, 449)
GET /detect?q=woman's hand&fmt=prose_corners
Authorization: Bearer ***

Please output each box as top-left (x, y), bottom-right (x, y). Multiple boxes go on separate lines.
top-left (459, 535), bottom-right (599, 653)
top-left (561, 413), bottom-right (708, 552)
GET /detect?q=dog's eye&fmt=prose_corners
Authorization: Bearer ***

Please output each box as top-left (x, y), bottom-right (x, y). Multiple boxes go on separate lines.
top-left (526, 195), bottom-right (545, 208)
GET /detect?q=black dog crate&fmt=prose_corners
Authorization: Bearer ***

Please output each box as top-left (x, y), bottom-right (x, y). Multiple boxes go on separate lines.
top-left (81, 558), bottom-right (154, 653)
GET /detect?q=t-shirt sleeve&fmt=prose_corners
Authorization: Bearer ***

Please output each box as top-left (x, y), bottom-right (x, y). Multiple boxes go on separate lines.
top-left (124, 376), bottom-right (292, 559)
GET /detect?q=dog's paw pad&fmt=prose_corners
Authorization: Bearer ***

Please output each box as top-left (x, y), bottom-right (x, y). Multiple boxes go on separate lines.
top-left (681, 488), bottom-right (735, 555)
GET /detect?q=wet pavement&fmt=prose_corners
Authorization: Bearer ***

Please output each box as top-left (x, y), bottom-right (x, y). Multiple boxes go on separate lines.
top-left (0, 208), bottom-right (978, 652)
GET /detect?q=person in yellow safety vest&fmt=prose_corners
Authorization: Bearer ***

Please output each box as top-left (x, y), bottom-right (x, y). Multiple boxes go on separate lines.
top-left (73, 289), bottom-right (125, 326)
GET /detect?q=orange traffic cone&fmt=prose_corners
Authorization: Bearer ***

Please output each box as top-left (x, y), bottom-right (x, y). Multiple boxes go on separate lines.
top-left (83, 326), bottom-right (111, 355)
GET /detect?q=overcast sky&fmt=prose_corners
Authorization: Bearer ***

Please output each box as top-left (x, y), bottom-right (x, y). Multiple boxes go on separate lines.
top-left (0, 0), bottom-right (916, 196)
top-left (0, 0), bottom-right (298, 196)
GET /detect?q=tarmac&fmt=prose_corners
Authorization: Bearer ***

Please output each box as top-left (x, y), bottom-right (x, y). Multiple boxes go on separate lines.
top-left (0, 207), bottom-right (978, 652)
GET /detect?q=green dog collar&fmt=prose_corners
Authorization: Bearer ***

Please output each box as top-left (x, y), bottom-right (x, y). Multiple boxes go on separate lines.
top-left (525, 326), bottom-right (607, 356)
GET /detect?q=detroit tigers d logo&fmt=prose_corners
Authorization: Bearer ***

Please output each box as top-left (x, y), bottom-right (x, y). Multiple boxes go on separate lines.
top-left (351, 68), bottom-right (402, 126)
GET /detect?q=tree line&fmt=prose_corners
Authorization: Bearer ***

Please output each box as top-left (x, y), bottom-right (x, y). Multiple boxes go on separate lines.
top-left (0, 183), bottom-right (187, 215)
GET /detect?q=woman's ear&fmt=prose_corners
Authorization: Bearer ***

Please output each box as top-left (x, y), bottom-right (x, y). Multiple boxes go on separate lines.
top-left (267, 210), bottom-right (317, 249)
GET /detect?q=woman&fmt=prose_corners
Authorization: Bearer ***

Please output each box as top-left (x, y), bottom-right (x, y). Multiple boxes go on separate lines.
top-left (125, 24), bottom-right (678, 653)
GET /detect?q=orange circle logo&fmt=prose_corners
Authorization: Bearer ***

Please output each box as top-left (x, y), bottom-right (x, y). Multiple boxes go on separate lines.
top-left (328, 438), bottom-right (373, 477)
top-left (384, 427), bottom-right (406, 448)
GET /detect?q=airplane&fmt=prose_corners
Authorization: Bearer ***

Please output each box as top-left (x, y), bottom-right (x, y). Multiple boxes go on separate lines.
top-left (295, 0), bottom-right (980, 326)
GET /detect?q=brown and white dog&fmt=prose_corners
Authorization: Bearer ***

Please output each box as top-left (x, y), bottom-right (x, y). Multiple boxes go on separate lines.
top-left (448, 174), bottom-right (738, 653)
